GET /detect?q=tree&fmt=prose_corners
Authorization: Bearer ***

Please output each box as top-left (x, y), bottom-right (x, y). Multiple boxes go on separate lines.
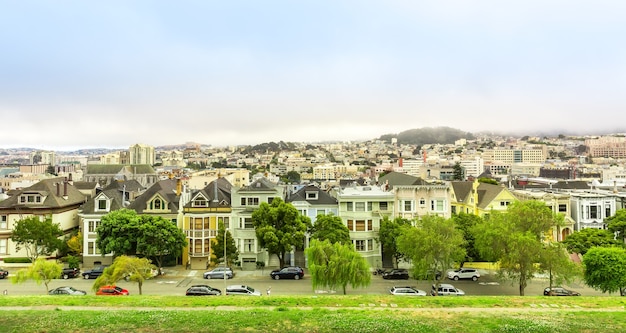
top-left (583, 246), bottom-right (626, 296)
top-left (539, 242), bottom-right (582, 293)
top-left (606, 209), bottom-right (626, 244)
top-left (452, 162), bottom-right (464, 181)
top-left (310, 213), bottom-right (351, 245)
top-left (396, 215), bottom-right (466, 292)
top-left (11, 258), bottom-right (62, 293)
top-left (66, 231), bottom-right (83, 256)
top-left (285, 171), bottom-right (301, 183)
top-left (211, 222), bottom-right (239, 266)
top-left (96, 209), bottom-right (142, 256)
top-left (377, 217), bottom-right (411, 268)
top-left (306, 239), bottom-right (371, 294)
top-left (562, 228), bottom-right (620, 255)
top-left (10, 216), bottom-right (63, 262)
top-left (136, 215), bottom-right (187, 271)
top-left (473, 200), bottom-right (564, 296)
top-left (252, 198), bottom-right (311, 268)
top-left (451, 213), bottom-right (484, 265)
top-left (93, 255), bottom-right (155, 295)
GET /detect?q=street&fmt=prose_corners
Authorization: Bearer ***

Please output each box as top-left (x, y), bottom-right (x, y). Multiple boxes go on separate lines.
top-left (0, 267), bottom-right (614, 297)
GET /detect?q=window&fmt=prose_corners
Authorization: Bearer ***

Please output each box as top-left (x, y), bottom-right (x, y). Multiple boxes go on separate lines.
top-left (367, 202), bottom-right (372, 211)
top-left (244, 239), bottom-right (254, 252)
top-left (0, 239), bottom-right (6, 254)
top-left (268, 197), bottom-right (274, 204)
top-left (419, 198), bottom-right (426, 206)
top-left (367, 239), bottom-right (373, 251)
top-left (0, 215), bottom-right (7, 229)
top-left (355, 240), bottom-right (365, 251)
top-left (431, 199), bottom-right (445, 212)
top-left (218, 217), bottom-right (229, 229)
top-left (588, 205), bottom-right (599, 219)
top-left (153, 198), bottom-right (163, 210)
top-left (87, 241), bottom-right (95, 255)
top-left (606, 206), bottom-right (612, 219)
top-left (306, 192), bottom-right (318, 200)
top-left (243, 218), bottom-right (254, 229)
top-left (355, 220), bottom-right (365, 231)
top-left (402, 200), bottom-right (413, 212)
top-left (98, 199), bottom-right (107, 210)
top-left (355, 202), bottom-right (365, 211)
top-left (558, 204), bottom-right (567, 213)
top-left (379, 202), bottom-right (388, 211)
top-left (316, 209), bottom-right (325, 216)
top-left (193, 198), bottom-right (207, 207)
top-left (346, 202), bottom-right (353, 211)
top-left (500, 201), bottom-right (510, 207)
top-left (248, 197), bottom-right (259, 206)
top-left (88, 221), bottom-right (100, 233)
top-left (368, 220), bottom-right (372, 231)
top-left (347, 220), bottom-right (353, 231)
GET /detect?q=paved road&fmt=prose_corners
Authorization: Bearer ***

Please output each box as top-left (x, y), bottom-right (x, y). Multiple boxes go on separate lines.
top-left (0, 267), bottom-right (614, 297)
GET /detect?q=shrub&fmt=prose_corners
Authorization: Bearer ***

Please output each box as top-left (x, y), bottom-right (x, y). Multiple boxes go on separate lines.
top-left (3, 257), bottom-right (32, 263)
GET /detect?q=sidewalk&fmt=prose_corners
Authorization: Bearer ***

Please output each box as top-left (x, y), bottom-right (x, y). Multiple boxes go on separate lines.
top-left (162, 265), bottom-right (273, 278)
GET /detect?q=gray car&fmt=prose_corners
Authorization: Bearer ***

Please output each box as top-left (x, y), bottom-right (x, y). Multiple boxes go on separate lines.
top-left (203, 267), bottom-right (234, 279)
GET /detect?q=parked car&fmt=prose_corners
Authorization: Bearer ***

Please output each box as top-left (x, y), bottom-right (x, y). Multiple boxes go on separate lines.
top-left (203, 267), bottom-right (234, 279)
top-left (49, 286), bottom-right (87, 295)
top-left (382, 269), bottom-right (409, 280)
top-left (60, 267), bottom-right (80, 280)
top-left (225, 285), bottom-right (262, 296)
top-left (447, 268), bottom-right (480, 281)
top-left (96, 285), bottom-right (129, 296)
top-left (543, 287), bottom-right (581, 296)
top-left (0, 268), bottom-right (8, 279)
top-left (186, 285), bottom-right (222, 296)
top-left (82, 265), bottom-right (108, 279)
top-left (430, 283), bottom-right (465, 296)
top-left (389, 286), bottom-right (427, 296)
top-left (270, 266), bottom-right (304, 280)
top-left (415, 269), bottom-right (442, 281)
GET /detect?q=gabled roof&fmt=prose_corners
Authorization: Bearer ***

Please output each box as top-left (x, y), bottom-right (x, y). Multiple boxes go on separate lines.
top-left (187, 178), bottom-right (232, 208)
top-left (511, 179), bottom-right (590, 190)
top-left (451, 181), bottom-right (510, 209)
top-left (85, 164), bottom-right (156, 175)
top-left (286, 184), bottom-right (338, 205)
top-left (0, 177), bottom-right (87, 209)
top-left (239, 177), bottom-right (278, 192)
top-left (126, 178), bottom-right (180, 214)
top-left (80, 187), bottom-right (127, 214)
top-left (450, 181), bottom-right (473, 203)
top-left (378, 172), bottom-right (428, 189)
top-left (339, 178), bottom-right (368, 188)
top-left (73, 181), bottom-right (99, 191)
top-left (101, 179), bottom-right (145, 193)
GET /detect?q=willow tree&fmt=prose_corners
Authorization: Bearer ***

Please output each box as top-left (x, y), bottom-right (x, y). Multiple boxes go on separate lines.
top-left (396, 215), bottom-right (465, 291)
top-left (11, 258), bottom-right (63, 293)
top-left (306, 239), bottom-right (371, 294)
top-left (93, 255), bottom-right (155, 295)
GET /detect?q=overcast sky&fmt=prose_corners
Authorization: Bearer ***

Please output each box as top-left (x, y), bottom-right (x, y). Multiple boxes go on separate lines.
top-left (2, 1), bottom-right (626, 151)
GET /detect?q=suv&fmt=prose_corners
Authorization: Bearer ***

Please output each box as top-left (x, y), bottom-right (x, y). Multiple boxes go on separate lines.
top-left (0, 268), bottom-right (8, 279)
top-left (270, 266), bottom-right (304, 280)
top-left (431, 283), bottom-right (465, 296)
top-left (382, 269), bottom-right (409, 280)
top-left (82, 265), bottom-right (108, 279)
top-left (447, 268), bottom-right (480, 281)
top-left (60, 267), bottom-right (80, 279)
top-left (225, 285), bottom-right (262, 296)
top-left (203, 267), bottom-right (234, 279)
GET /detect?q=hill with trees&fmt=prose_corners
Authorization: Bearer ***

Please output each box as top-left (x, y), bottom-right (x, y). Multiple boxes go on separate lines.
top-left (379, 126), bottom-right (475, 145)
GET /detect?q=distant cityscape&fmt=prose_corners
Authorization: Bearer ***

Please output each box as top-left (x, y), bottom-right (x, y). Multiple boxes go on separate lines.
top-left (2, 131), bottom-right (626, 270)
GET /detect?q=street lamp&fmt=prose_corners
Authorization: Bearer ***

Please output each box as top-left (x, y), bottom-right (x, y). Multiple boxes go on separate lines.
top-left (223, 223), bottom-right (227, 296)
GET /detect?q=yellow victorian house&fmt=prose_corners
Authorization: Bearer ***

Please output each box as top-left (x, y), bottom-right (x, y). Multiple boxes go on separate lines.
top-left (450, 179), bottom-right (517, 218)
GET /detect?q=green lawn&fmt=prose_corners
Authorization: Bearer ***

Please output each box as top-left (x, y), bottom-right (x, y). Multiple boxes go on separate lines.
top-left (1, 295), bottom-right (625, 333)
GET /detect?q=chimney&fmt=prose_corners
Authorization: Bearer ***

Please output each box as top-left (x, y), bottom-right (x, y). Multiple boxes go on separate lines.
top-left (64, 180), bottom-right (68, 197)
top-left (56, 182), bottom-right (60, 196)
top-left (176, 178), bottom-right (182, 196)
top-left (68, 173), bottom-right (73, 185)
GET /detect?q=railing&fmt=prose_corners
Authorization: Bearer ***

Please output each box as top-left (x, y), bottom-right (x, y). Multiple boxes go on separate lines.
top-left (184, 230), bottom-right (217, 238)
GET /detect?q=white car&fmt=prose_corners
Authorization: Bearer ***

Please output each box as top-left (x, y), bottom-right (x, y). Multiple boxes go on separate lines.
top-left (447, 268), bottom-right (480, 281)
top-left (389, 286), bottom-right (427, 296)
top-left (431, 283), bottom-right (465, 296)
top-left (225, 285), bottom-right (262, 296)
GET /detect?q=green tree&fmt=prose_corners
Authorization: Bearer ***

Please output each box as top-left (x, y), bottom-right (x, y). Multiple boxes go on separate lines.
top-left (66, 231), bottom-right (83, 256)
top-left (451, 213), bottom-right (484, 265)
top-left (606, 208), bottom-right (626, 244)
top-left (285, 171), bottom-right (301, 183)
top-left (211, 222), bottom-right (239, 267)
top-left (377, 217), bottom-right (411, 268)
top-left (477, 177), bottom-right (498, 185)
top-left (306, 239), bottom-right (371, 295)
top-left (310, 213), bottom-right (351, 245)
top-left (252, 198), bottom-right (311, 268)
top-left (562, 228), bottom-right (620, 255)
top-left (93, 255), bottom-right (155, 295)
top-left (473, 200), bottom-right (564, 296)
top-left (540, 242), bottom-right (582, 293)
top-left (452, 162), bottom-right (464, 181)
top-left (10, 216), bottom-right (63, 262)
top-left (96, 209), bottom-right (142, 256)
top-left (583, 246), bottom-right (626, 296)
top-left (11, 258), bottom-right (62, 293)
top-left (136, 215), bottom-right (187, 272)
top-left (396, 215), bottom-right (466, 292)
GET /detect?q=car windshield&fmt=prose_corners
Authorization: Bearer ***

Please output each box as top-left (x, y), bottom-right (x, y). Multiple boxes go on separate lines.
top-left (245, 286), bottom-right (256, 293)
top-left (114, 287), bottom-right (124, 292)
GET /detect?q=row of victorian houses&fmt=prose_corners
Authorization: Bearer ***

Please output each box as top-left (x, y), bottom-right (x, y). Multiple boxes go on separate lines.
top-left (2, 165), bottom-right (625, 270)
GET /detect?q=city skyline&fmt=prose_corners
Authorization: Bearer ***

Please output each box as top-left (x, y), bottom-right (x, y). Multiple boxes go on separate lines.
top-left (2, 1), bottom-right (626, 151)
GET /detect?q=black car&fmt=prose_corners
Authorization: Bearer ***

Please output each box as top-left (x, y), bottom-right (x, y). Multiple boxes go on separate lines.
top-left (60, 268), bottom-right (80, 280)
top-left (82, 265), bottom-right (108, 279)
top-left (270, 266), bottom-right (304, 280)
top-left (382, 269), bottom-right (409, 280)
top-left (0, 268), bottom-right (8, 279)
top-left (543, 287), bottom-right (581, 296)
top-left (186, 285), bottom-right (221, 296)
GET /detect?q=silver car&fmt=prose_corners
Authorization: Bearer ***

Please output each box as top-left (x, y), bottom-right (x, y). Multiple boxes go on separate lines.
top-left (390, 286), bottom-right (427, 296)
top-left (225, 285), bottom-right (262, 296)
top-left (203, 267), bottom-right (234, 279)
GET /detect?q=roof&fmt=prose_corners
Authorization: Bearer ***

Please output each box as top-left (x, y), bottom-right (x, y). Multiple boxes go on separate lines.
top-left (187, 177), bottom-right (232, 208)
top-left (126, 178), bottom-right (181, 214)
top-left (239, 177), bottom-right (278, 192)
top-left (85, 164), bottom-right (156, 175)
top-left (377, 172), bottom-right (428, 189)
top-left (286, 184), bottom-right (338, 205)
top-left (0, 177), bottom-right (87, 209)
top-left (451, 180), bottom-right (510, 209)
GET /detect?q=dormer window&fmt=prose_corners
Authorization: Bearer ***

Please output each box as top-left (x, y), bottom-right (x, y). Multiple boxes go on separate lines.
top-left (193, 198), bottom-right (207, 207)
top-left (153, 198), bottom-right (163, 210)
top-left (98, 199), bottom-right (108, 211)
top-left (20, 194), bottom-right (43, 204)
top-left (306, 191), bottom-right (318, 200)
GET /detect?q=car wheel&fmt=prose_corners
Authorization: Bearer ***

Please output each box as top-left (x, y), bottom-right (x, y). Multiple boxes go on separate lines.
top-left (472, 276), bottom-right (477, 281)
top-left (274, 275), bottom-right (280, 280)
top-left (83, 275), bottom-right (89, 280)
top-left (453, 276), bottom-right (459, 281)
top-left (63, 274), bottom-right (69, 280)
top-left (294, 275), bottom-right (300, 280)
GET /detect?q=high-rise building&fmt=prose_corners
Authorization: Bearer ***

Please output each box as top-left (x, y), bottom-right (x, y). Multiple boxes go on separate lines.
top-left (128, 144), bottom-right (155, 165)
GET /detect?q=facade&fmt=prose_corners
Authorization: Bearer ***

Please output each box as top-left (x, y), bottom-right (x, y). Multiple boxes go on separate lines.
top-left (510, 189), bottom-right (575, 241)
top-left (333, 184), bottom-right (394, 268)
top-left (450, 180), bottom-right (517, 217)
top-left (378, 172), bottom-right (451, 220)
top-left (0, 177), bottom-right (87, 260)
top-left (483, 148), bottom-right (546, 164)
top-left (181, 178), bottom-right (232, 270)
top-left (129, 144), bottom-right (155, 165)
top-left (570, 191), bottom-right (616, 230)
top-left (585, 136), bottom-right (626, 158)
top-left (83, 164), bottom-right (159, 188)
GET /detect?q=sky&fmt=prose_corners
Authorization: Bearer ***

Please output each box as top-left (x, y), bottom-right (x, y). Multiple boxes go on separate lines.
top-left (2, 1), bottom-right (626, 151)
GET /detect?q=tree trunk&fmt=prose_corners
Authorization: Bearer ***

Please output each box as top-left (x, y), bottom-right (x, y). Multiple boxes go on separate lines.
top-left (138, 281), bottom-right (143, 295)
top-left (278, 252), bottom-right (285, 268)
top-left (519, 274), bottom-right (527, 296)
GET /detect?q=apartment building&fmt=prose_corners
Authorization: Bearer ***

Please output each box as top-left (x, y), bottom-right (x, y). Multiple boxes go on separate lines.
top-left (570, 191), bottom-right (617, 230)
top-left (483, 148), bottom-right (546, 164)
top-left (585, 136), bottom-right (626, 158)
top-left (511, 189), bottom-right (575, 241)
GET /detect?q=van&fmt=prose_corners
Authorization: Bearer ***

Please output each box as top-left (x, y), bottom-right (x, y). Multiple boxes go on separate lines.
top-left (431, 283), bottom-right (465, 296)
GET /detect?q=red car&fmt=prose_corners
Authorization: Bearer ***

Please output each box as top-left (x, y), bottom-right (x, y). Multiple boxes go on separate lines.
top-left (96, 285), bottom-right (129, 296)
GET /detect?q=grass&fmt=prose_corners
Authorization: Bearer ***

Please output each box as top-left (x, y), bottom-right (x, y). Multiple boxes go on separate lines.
top-left (1, 295), bottom-right (625, 332)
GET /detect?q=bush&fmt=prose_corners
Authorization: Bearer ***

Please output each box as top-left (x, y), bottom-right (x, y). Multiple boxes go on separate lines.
top-left (256, 261), bottom-right (265, 269)
top-left (3, 257), bottom-right (32, 263)
top-left (66, 255), bottom-right (80, 269)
